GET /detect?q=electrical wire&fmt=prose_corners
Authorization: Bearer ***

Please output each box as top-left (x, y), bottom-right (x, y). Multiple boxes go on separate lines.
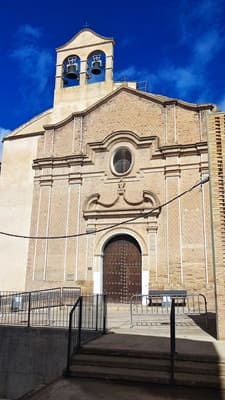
top-left (0, 176), bottom-right (209, 240)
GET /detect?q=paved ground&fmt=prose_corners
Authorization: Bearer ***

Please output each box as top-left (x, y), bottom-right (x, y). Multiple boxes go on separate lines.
top-left (83, 331), bottom-right (225, 363)
top-left (21, 377), bottom-right (225, 400)
top-left (101, 305), bottom-right (225, 362)
top-left (107, 303), bottom-right (217, 340)
top-left (19, 305), bottom-right (225, 400)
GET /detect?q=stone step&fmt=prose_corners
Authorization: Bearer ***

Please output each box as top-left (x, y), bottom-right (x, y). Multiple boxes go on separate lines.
top-left (79, 345), bottom-right (169, 359)
top-left (69, 364), bottom-right (171, 385)
top-left (175, 359), bottom-right (225, 375)
top-left (68, 346), bottom-right (225, 388)
top-left (72, 353), bottom-right (170, 371)
top-left (69, 362), bottom-right (225, 388)
top-left (79, 343), bottom-right (223, 364)
top-left (175, 371), bottom-right (224, 388)
top-left (74, 350), bottom-right (225, 376)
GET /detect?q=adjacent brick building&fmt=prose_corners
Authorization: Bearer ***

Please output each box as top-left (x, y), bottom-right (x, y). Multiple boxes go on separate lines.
top-left (207, 113), bottom-right (225, 339)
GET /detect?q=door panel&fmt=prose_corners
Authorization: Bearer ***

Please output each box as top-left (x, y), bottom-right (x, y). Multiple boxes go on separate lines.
top-left (103, 235), bottom-right (141, 303)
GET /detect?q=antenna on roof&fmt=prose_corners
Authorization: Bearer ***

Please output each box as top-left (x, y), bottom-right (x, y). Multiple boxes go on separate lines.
top-left (137, 81), bottom-right (148, 92)
top-left (83, 21), bottom-right (90, 28)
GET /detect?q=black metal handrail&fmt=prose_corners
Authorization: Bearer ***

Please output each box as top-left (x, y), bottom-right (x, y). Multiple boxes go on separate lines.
top-left (66, 296), bottom-right (82, 373)
top-left (66, 294), bottom-right (107, 375)
top-left (130, 293), bottom-right (208, 385)
top-left (170, 298), bottom-right (176, 384)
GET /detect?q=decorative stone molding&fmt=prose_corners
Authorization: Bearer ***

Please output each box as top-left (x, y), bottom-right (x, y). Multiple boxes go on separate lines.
top-left (68, 173), bottom-right (82, 185)
top-left (146, 221), bottom-right (158, 232)
top-left (83, 181), bottom-right (161, 220)
top-left (86, 130), bottom-right (158, 154)
top-left (152, 142), bottom-right (208, 159)
top-left (164, 165), bottom-right (181, 177)
top-left (39, 176), bottom-right (53, 186)
top-left (32, 154), bottom-right (92, 170)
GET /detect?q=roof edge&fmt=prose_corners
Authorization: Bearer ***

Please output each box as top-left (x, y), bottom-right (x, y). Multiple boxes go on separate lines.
top-left (56, 28), bottom-right (115, 51)
top-left (44, 85), bottom-right (217, 130)
top-left (4, 108), bottom-right (52, 140)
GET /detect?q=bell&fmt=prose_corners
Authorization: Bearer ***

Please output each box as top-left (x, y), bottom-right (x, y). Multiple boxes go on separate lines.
top-left (91, 60), bottom-right (101, 75)
top-left (64, 63), bottom-right (78, 80)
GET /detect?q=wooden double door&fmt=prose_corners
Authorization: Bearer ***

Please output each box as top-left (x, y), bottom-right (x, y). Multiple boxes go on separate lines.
top-left (103, 235), bottom-right (141, 303)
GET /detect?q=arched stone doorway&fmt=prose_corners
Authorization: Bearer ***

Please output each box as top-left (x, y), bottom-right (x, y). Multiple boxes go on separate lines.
top-left (103, 234), bottom-right (142, 303)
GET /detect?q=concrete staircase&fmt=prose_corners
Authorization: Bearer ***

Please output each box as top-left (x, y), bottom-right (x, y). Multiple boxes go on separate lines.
top-left (69, 346), bottom-right (171, 384)
top-left (68, 339), bottom-right (225, 389)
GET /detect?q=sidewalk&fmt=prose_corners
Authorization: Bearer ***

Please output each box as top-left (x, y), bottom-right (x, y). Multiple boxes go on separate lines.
top-left (104, 304), bottom-right (225, 362)
top-left (21, 306), bottom-right (225, 400)
top-left (22, 377), bottom-right (225, 400)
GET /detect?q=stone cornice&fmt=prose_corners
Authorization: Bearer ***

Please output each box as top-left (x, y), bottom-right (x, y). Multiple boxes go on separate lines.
top-left (83, 208), bottom-right (159, 220)
top-left (164, 166), bottom-right (181, 177)
top-left (33, 154), bottom-right (92, 170)
top-left (87, 131), bottom-right (158, 152)
top-left (3, 131), bottom-right (44, 141)
top-left (38, 176), bottom-right (53, 186)
top-left (152, 142), bottom-right (208, 159)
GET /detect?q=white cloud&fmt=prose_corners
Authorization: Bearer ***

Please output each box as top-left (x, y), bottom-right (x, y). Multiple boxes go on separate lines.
top-left (160, 0), bottom-right (225, 102)
top-left (10, 24), bottom-right (54, 113)
top-left (115, 66), bottom-right (155, 92)
top-left (11, 45), bottom-right (53, 93)
top-left (193, 30), bottom-right (224, 65)
top-left (179, 0), bottom-right (222, 44)
top-left (0, 127), bottom-right (10, 141)
top-left (115, 66), bottom-right (137, 80)
top-left (18, 24), bottom-right (41, 41)
top-left (115, 1), bottom-right (225, 103)
top-left (157, 65), bottom-right (201, 97)
top-left (121, 35), bottom-right (136, 48)
top-left (0, 127), bottom-right (11, 161)
top-left (218, 96), bottom-right (225, 111)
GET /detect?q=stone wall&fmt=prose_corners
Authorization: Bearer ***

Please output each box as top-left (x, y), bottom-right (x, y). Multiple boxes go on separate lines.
top-left (0, 326), bottom-right (68, 399)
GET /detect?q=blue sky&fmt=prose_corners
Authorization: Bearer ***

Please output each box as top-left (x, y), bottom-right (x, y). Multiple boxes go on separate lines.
top-left (1, 0), bottom-right (225, 156)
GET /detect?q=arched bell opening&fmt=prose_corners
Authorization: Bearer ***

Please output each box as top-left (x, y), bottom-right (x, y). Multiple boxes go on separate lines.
top-left (62, 55), bottom-right (80, 87)
top-left (86, 50), bottom-right (106, 84)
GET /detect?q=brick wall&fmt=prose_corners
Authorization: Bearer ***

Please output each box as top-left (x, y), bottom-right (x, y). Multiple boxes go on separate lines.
top-left (207, 113), bottom-right (225, 339)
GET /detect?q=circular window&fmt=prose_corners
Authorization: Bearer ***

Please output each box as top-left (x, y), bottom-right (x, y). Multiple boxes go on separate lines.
top-left (112, 147), bottom-right (132, 175)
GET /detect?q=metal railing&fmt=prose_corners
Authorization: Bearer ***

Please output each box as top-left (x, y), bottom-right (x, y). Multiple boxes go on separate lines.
top-left (0, 287), bottom-right (81, 327)
top-left (130, 293), bottom-right (208, 385)
top-left (66, 294), bottom-right (107, 374)
top-left (170, 298), bottom-right (176, 385)
top-left (130, 293), bottom-right (208, 327)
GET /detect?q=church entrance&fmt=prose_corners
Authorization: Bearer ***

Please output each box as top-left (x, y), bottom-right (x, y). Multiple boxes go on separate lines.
top-left (103, 234), bottom-right (142, 303)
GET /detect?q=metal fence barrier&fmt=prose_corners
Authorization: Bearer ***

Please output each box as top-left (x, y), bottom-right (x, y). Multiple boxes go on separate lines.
top-left (66, 294), bottom-right (107, 375)
top-left (130, 293), bottom-right (208, 328)
top-left (0, 287), bottom-right (81, 328)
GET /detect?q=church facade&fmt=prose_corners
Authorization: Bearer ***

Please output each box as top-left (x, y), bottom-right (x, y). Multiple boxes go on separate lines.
top-left (0, 29), bottom-right (217, 308)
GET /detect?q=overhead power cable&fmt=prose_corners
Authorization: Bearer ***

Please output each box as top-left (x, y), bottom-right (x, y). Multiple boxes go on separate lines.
top-left (0, 176), bottom-right (209, 240)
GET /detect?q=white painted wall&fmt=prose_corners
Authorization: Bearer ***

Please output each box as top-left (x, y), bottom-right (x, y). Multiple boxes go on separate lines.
top-left (0, 136), bottom-right (38, 290)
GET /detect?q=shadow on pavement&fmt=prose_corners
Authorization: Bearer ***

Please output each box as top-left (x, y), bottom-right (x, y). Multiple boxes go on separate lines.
top-left (189, 312), bottom-right (217, 338)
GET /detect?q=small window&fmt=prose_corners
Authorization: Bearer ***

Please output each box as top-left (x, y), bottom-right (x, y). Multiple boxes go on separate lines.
top-left (112, 147), bottom-right (132, 175)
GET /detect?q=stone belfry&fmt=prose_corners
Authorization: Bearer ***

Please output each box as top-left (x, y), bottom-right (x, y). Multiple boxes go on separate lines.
top-left (53, 29), bottom-right (116, 117)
